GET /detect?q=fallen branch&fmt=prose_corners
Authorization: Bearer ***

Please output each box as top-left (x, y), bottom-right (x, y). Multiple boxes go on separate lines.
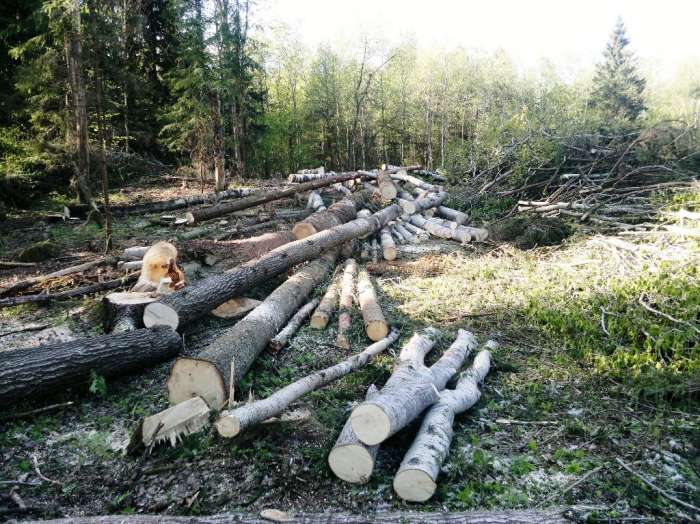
top-left (270, 298), bottom-right (319, 350)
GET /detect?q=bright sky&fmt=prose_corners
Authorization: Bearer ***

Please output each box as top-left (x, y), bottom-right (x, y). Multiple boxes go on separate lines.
top-left (259, 0), bottom-right (700, 80)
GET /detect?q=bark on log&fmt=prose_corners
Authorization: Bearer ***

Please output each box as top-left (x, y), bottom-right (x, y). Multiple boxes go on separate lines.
top-left (414, 192), bottom-right (447, 213)
top-left (437, 206), bottom-right (469, 225)
top-left (350, 329), bottom-right (477, 445)
top-left (103, 292), bottom-right (157, 333)
top-left (0, 327), bottom-right (181, 406)
top-left (357, 269), bottom-right (388, 341)
top-left (394, 222), bottom-right (416, 243)
top-left (371, 238), bottom-right (380, 263)
top-left (336, 258), bottom-right (357, 349)
top-left (167, 252), bottom-right (338, 409)
top-left (306, 191), bottom-right (326, 211)
top-left (397, 198), bottom-right (417, 215)
top-left (394, 346), bottom-right (493, 502)
top-left (186, 172), bottom-right (365, 224)
top-left (310, 276), bottom-right (341, 329)
top-left (380, 228), bottom-right (397, 261)
top-left (30, 509), bottom-right (572, 523)
top-left (269, 298), bottom-right (319, 350)
top-left (390, 170), bottom-right (438, 192)
top-left (377, 171), bottom-right (398, 200)
top-left (401, 221), bottom-right (429, 239)
top-left (215, 329), bottom-right (399, 438)
top-left (461, 226), bottom-right (489, 242)
top-left (451, 226), bottom-right (472, 244)
top-left (409, 214), bottom-right (453, 239)
top-left (292, 198), bottom-right (358, 240)
top-left (328, 384), bottom-right (380, 483)
top-left (184, 231), bottom-right (296, 271)
top-left (430, 217), bottom-right (458, 230)
top-left (143, 204), bottom-right (400, 331)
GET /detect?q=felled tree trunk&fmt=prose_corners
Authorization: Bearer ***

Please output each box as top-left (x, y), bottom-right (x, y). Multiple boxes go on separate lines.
top-left (389, 170), bottom-right (439, 192)
top-left (413, 192), bottom-right (447, 213)
top-left (328, 384), bottom-right (380, 484)
top-left (409, 214), bottom-right (453, 239)
top-left (143, 204), bottom-right (401, 330)
top-left (377, 171), bottom-right (398, 200)
top-left (394, 222), bottom-right (416, 243)
top-left (350, 329), bottom-right (477, 445)
top-left (292, 198), bottom-right (358, 239)
top-left (437, 206), bottom-right (469, 225)
top-left (336, 258), bottom-right (357, 349)
top-left (166, 252), bottom-right (338, 409)
top-left (380, 228), bottom-right (397, 260)
top-left (402, 220), bottom-right (429, 240)
top-left (215, 329), bottom-right (399, 438)
top-left (269, 298), bottom-right (319, 350)
top-left (393, 347), bottom-right (493, 502)
top-left (103, 292), bottom-right (157, 333)
top-left (310, 276), bottom-right (340, 329)
top-left (306, 191), bottom-right (326, 211)
top-left (0, 327), bottom-right (181, 406)
top-left (356, 269), bottom-right (388, 342)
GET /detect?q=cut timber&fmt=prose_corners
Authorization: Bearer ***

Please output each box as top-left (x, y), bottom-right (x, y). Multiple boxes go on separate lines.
top-left (186, 172), bottom-right (365, 224)
top-left (0, 327), bottom-right (181, 406)
top-left (336, 258), bottom-right (357, 349)
top-left (215, 329), bottom-right (399, 438)
top-left (390, 170), bottom-right (438, 192)
top-left (328, 384), bottom-right (380, 483)
top-left (310, 277), bottom-right (340, 329)
top-left (394, 222), bottom-right (416, 243)
top-left (391, 223), bottom-right (409, 244)
top-left (462, 226), bottom-right (489, 242)
top-left (414, 192), bottom-right (447, 214)
top-left (437, 206), bottom-right (469, 225)
top-left (350, 329), bottom-right (477, 445)
top-left (357, 269), bottom-right (388, 341)
top-left (186, 231), bottom-right (296, 271)
top-left (451, 226), bottom-right (472, 244)
top-left (402, 221), bottom-right (429, 239)
top-left (210, 297), bottom-right (262, 319)
top-left (292, 198), bottom-right (358, 240)
top-left (409, 214), bottom-right (452, 239)
top-left (270, 298), bottom-right (319, 350)
top-left (376, 171), bottom-right (398, 200)
top-left (306, 191), bottom-right (326, 211)
top-left (103, 292), bottom-right (158, 333)
top-left (429, 217), bottom-right (458, 230)
top-left (380, 228), bottom-right (397, 261)
top-left (394, 345), bottom-right (493, 502)
top-left (397, 198), bottom-right (417, 215)
top-left (371, 238), bottom-right (380, 263)
top-left (143, 204), bottom-right (400, 331)
top-left (167, 252), bottom-right (338, 409)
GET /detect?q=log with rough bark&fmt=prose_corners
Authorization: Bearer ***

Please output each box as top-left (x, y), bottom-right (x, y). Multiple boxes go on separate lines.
top-left (402, 221), bottom-right (429, 240)
top-left (167, 252), bottom-right (338, 409)
top-left (292, 198), bottom-right (358, 240)
top-left (0, 327), bottom-right (181, 406)
top-left (356, 269), bottom-right (388, 341)
top-left (350, 329), bottom-right (477, 445)
top-left (413, 192), bottom-right (447, 213)
top-left (103, 292), bottom-right (158, 333)
top-left (409, 214), bottom-right (453, 239)
top-left (269, 298), bottom-right (319, 350)
top-left (184, 231), bottom-right (296, 271)
top-left (336, 258), bottom-right (357, 349)
top-left (393, 344), bottom-right (494, 502)
top-left (143, 204), bottom-right (400, 330)
top-left (186, 172), bottom-right (365, 224)
top-left (390, 170), bottom-right (439, 192)
top-left (461, 226), bottom-right (489, 242)
top-left (306, 191), bottom-right (326, 211)
top-left (394, 222), bottom-right (416, 243)
top-left (437, 206), bottom-right (469, 225)
top-left (376, 171), bottom-right (398, 200)
top-left (310, 276), bottom-right (341, 329)
top-left (371, 238), bottom-right (380, 263)
top-left (380, 228), bottom-right (397, 261)
top-left (328, 384), bottom-right (380, 484)
top-left (215, 329), bottom-right (399, 438)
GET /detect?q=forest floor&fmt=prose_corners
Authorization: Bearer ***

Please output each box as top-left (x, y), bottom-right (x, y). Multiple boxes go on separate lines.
top-left (0, 176), bottom-right (698, 523)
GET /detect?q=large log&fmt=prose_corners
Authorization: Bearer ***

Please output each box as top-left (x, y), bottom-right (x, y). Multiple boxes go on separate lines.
top-left (184, 231), bottom-right (296, 270)
top-left (437, 206), bottom-right (469, 225)
top-left (350, 329), bottom-right (477, 445)
top-left (376, 171), bottom-right (398, 200)
top-left (409, 214), bottom-right (452, 239)
top-left (103, 292), bottom-right (157, 333)
top-left (356, 269), bottom-right (388, 341)
top-left (185, 172), bottom-right (365, 224)
top-left (166, 252), bottom-right (338, 409)
top-left (215, 329), bottom-right (399, 438)
top-left (394, 344), bottom-right (493, 502)
top-left (0, 327), bottom-right (181, 406)
top-left (413, 191), bottom-right (447, 213)
top-left (292, 198), bottom-right (358, 240)
top-left (143, 204), bottom-right (401, 331)
top-left (335, 258), bottom-right (357, 349)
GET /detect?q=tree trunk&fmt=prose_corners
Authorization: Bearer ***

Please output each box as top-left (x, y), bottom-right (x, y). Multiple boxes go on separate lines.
top-left (310, 276), bottom-right (341, 329)
top-left (167, 252), bottom-right (338, 409)
top-left (184, 231), bottom-right (296, 271)
top-left (0, 327), bottom-right (181, 406)
top-left (389, 170), bottom-right (438, 192)
top-left (103, 292), bottom-right (157, 333)
top-left (215, 329), bottom-right (399, 437)
top-left (335, 258), bottom-right (357, 349)
top-left (186, 172), bottom-right (367, 224)
top-left (328, 384), bottom-right (380, 484)
top-left (306, 191), bottom-right (326, 211)
top-left (380, 228), bottom-right (397, 261)
top-left (269, 298), bottom-right (319, 350)
top-left (350, 329), bottom-right (477, 445)
top-left (376, 171), bottom-right (398, 200)
top-left (413, 192), bottom-right (447, 213)
top-left (394, 223), bottom-right (416, 243)
top-left (437, 206), bottom-right (469, 225)
top-left (357, 269), bottom-right (388, 341)
top-left (143, 205), bottom-right (401, 331)
top-left (394, 347), bottom-right (493, 502)
top-left (409, 214), bottom-right (453, 239)
top-left (292, 198), bottom-right (358, 240)
top-left (401, 220), bottom-right (429, 240)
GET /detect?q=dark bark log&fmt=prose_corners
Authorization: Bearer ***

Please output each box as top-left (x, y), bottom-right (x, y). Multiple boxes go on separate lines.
top-left (0, 327), bottom-right (181, 406)
top-left (183, 231), bottom-right (296, 270)
top-left (292, 197), bottom-right (360, 240)
top-left (103, 292), bottom-right (157, 333)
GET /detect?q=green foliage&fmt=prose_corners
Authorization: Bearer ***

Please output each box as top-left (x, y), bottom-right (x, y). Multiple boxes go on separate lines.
top-left (18, 240), bottom-right (58, 262)
top-left (490, 216), bottom-right (572, 249)
top-left (89, 370), bottom-right (107, 397)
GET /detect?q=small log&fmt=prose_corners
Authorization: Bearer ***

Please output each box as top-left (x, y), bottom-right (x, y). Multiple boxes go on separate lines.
top-left (356, 269), bottom-right (388, 341)
top-left (371, 238), bottom-right (380, 263)
top-left (0, 327), bottom-right (181, 406)
top-left (390, 223), bottom-right (409, 244)
top-left (336, 259), bottom-right (357, 349)
top-left (380, 228), bottom-right (397, 261)
top-left (401, 221), bottom-right (429, 239)
top-left (328, 384), bottom-right (380, 484)
top-left (118, 260), bottom-right (143, 271)
top-left (306, 191), bottom-right (326, 211)
top-left (310, 276), bottom-right (341, 329)
top-left (103, 292), bottom-right (158, 333)
top-left (270, 298), bottom-right (319, 350)
top-left (394, 222), bottom-right (416, 243)
top-left (394, 345), bottom-right (493, 502)
top-left (215, 329), bottom-right (400, 438)
top-left (350, 329), bottom-right (477, 445)
top-left (376, 171), bottom-right (398, 200)
top-left (390, 170), bottom-right (438, 192)
top-left (437, 206), bottom-right (468, 225)
top-left (292, 198), bottom-right (358, 240)
top-left (409, 214), bottom-right (452, 239)
top-left (461, 226), bottom-right (489, 242)
top-left (429, 217), bottom-right (458, 230)
top-left (451, 226), bottom-right (472, 244)
top-left (413, 192), bottom-right (447, 214)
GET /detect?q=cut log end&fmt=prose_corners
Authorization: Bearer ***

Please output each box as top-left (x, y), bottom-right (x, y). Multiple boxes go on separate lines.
top-left (143, 302), bottom-right (179, 330)
top-left (350, 403), bottom-right (390, 445)
top-left (309, 313), bottom-right (330, 329)
top-left (185, 212), bottom-right (195, 224)
top-left (328, 444), bottom-right (375, 484)
top-left (291, 222), bottom-right (317, 240)
top-left (213, 414), bottom-right (240, 438)
top-left (393, 469), bottom-right (437, 502)
top-left (383, 247), bottom-right (397, 261)
top-left (366, 320), bottom-right (389, 342)
top-left (167, 358), bottom-right (226, 409)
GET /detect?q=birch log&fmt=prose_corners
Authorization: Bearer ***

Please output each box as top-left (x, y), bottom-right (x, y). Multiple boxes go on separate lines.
top-left (306, 191), bottom-right (326, 211)
top-left (167, 252), bottom-right (338, 409)
top-left (394, 222), bottom-right (416, 243)
top-left (380, 228), bottom-right (397, 261)
top-left (402, 221), bottom-right (429, 240)
top-left (437, 206), bottom-right (469, 225)
top-left (356, 269), bottom-right (388, 341)
top-left (393, 346), bottom-right (494, 502)
top-left (215, 330), bottom-right (400, 437)
top-left (336, 258), bottom-right (357, 349)
top-left (328, 384), bottom-right (380, 483)
top-left (310, 276), bottom-right (340, 329)
top-left (376, 171), bottom-right (398, 200)
top-left (269, 298), bottom-right (319, 350)
top-left (409, 214), bottom-right (453, 239)
top-left (413, 192), bottom-right (447, 214)
top-left (350, 329), bottom-right (478, 445)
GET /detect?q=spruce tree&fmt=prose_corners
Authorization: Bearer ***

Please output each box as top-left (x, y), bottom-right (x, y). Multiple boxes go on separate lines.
top-left (591, 18), bottom-right (646, 124)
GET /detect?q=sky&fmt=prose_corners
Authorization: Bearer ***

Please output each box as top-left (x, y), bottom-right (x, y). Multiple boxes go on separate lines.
top-left (258, 0), bottom-right (700, 80)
